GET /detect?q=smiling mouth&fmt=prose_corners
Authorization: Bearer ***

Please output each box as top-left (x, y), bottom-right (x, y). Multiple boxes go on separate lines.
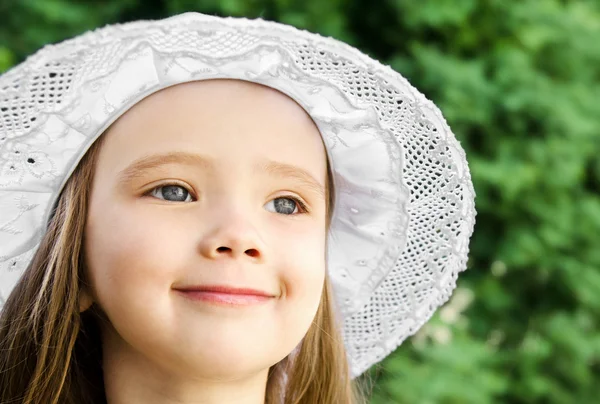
top-left (175, 290), bottom-right (274, 307)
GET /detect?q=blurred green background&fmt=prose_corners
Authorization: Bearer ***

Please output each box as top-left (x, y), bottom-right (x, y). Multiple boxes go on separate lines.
top-left (1, 0), bottom-right (599, 403)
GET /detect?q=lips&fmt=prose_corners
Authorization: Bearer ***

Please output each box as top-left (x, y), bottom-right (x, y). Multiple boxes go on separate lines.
top-left (173, 284), bottom-right (275, 297)
top-left (174, 284), bottom-right (276, 307)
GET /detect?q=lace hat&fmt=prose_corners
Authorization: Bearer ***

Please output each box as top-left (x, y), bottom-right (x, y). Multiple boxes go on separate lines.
top-left (0, 12), bottom-right (476, 378)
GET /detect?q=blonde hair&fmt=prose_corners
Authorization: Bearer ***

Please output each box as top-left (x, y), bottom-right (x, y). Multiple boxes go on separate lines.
top-left (0, 129), bottom-right (371, 403)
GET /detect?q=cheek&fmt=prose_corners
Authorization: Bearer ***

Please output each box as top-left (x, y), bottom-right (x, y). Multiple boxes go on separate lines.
top-left (84, 203), bottom-right (190, 317)
top-left (274, 226), bottom-right (327, 340)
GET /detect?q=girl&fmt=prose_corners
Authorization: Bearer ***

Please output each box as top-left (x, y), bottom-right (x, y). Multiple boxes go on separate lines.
top-left (0, 12), bottom-right (476, 404)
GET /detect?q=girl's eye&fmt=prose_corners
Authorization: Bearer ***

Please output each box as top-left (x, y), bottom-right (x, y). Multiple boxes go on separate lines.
top-left (147, 184), bottom-right (194, 203)
top-left (265, 196), bottom-right (308, 216)
top-left (146, 183), bottom-right (308, 216)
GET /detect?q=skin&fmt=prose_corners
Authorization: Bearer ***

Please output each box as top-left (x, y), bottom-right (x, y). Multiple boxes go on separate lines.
top-left (79, 79), bottom-right (329, 404)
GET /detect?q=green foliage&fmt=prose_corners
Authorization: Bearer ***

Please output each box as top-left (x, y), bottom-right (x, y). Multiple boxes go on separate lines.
top-left (1, 0), bottom-right (599, 402)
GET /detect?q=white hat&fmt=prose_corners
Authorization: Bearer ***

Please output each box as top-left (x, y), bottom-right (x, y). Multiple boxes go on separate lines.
top-left (0, 12), bottom-right (476, 378)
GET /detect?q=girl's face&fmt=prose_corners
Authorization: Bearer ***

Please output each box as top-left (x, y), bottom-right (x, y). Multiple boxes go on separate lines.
top-left (82, 79), bottom-right (328, 382)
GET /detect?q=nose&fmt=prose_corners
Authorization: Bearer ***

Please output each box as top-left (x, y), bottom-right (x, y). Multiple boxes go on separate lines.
top-left (198, 210), bottom-right (265, 261)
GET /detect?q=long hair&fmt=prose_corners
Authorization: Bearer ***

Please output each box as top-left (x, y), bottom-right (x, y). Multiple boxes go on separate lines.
top-left (0, 129), bottom-right (370, 403)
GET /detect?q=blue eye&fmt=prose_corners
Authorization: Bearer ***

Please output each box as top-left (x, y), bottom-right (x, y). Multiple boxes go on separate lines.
top-left (265, 196), bottom-right (308, 215)
top-left (147, 184), bottom-right (193, 202)
top-left (145, 183), bottom-right (308, 215)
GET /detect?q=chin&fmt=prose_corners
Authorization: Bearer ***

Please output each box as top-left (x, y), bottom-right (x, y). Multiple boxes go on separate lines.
top-left (173, 347), bottom-right (281, 380)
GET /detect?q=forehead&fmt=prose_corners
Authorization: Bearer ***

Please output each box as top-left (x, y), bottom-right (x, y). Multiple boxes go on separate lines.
top-left (95, 79), bottom-right (328, 184)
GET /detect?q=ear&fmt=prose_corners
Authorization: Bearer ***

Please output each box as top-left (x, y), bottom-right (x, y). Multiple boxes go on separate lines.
top-left (79, 287), bottom-right (94, 312)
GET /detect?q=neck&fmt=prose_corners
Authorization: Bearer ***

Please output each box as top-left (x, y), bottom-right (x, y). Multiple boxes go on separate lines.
top-left (101, 325), bottom-right (269, 404)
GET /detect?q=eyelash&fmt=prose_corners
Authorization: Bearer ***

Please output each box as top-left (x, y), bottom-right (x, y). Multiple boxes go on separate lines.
top-left (144, 182), bottom-right (309, 214)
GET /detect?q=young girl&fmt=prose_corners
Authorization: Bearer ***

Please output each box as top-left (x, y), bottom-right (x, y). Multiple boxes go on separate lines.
top-left (0, 12), bottom-right (476, 404)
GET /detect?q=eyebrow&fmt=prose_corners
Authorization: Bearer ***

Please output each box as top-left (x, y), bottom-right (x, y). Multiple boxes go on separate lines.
top-left (117, 151), bottom-right (326, 200)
